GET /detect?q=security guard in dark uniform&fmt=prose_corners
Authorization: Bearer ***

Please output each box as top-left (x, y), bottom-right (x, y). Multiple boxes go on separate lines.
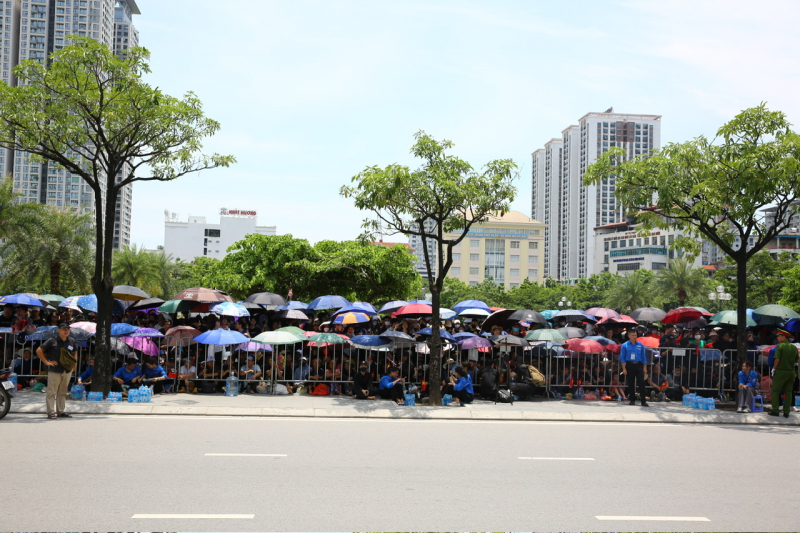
top-left (769, 328), bottom-right (798, 418)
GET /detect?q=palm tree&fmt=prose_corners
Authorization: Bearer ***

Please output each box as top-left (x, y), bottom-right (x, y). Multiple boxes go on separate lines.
top-left (655, 257), bottom-right (710, 307)
top-left (0, 206), bottom-right (94, 294)
top-left (604, 270), bottom-right (655, 311)
top-left (112, 244), bottom-right (162, 296)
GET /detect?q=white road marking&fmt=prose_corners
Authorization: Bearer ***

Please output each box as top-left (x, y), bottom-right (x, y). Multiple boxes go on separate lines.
top-left (519, 456), bottom-right (595, 461)
top-left (596, 516), bottom-right (710, 522)
top-left (205, 453), bottom-right (286, 457)
top-left (132, 514), bottom-right (254, 519)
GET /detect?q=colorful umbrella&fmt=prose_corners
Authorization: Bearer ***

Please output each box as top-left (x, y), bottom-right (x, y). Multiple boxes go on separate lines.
top-left (158, 299), bottom-right (208, 314)
top-left (173, 287), bottom-right (234, 303)
top-left (274, 301), bottom-right (309, 310)
top-left (439, 308), bottom-right (457, 320)
top-left (332, 305), bottom-right (378, 317)
top-left (453, 332), bottom-right (478, 340)
top-left (25, 326), bottom-right (58, 342)
top-left (236, 341), bottom-right (272, 352)
top-left (629, 307), bottom-right (666, 323)
top-left (252, 331), bottom-right (305, 344)
top-left (565, 338), bottom-right (604, 353)
top-left (416, 327), bottom-right (456, 341)
top-left (637, 336), bottom-right (660, 348)
top-left (165, 326), bottom-right (201, 344)
top-left (407, 299), bottom-right (433, 305)
top-left (351, 302), bottom-right (377, 314)
top-left (112, 285), bottom-right (149, 301)
top-left (541, 310), bottom-right (559, 320)
top-left (120, 336), bottom-right (159, 356)
top-left (128, 327), bottom-right (165, 338)
top-left (583, 335), bottom-right (617, 346)
top-left (458, 336), bottom-right (493, 349)
top-left (75, 294), bottom-right (126, 315)
top-left (525, 329), bottom-right (567, 344)
top-left (210, 302), bottom-right (250, 317)
top-left (585, 307), bottom-right (622, 320)
top-left (597, 315), bottom-right (638, 326)
top-left (277, 326), bottom-right (306, 336)
top-left (307, 295), bottom-right (351, 310)
top-left (193, 329), bottom-right (249, 345)
top-left (59, 296), bottom-right (82, 311)
top-left (661, 307), bottom-right (703, 325)
top-left (393, 303), bottom-right (433, 318)
top-left (0, 293), bottom-right (47, 307)
top-left (110, 323), bottom-right (140, 337)
top-left (307, 332), bottom-right (347, 344)
top-left (332, 312), bottom-right (371, 325)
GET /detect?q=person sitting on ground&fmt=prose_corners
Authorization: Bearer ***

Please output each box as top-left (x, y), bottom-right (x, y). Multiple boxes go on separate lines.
top-left (509, 356), bottom-right (534, 400)
top-left (112, 357), bottom-right (143, 396)
top-left (195, 357), bottom-right (219, 393)
top-left (646, 362), bottom-right (670, 401)
top-left (12, 348), bottom-right (36, 388)
top-left (736, 360), bottom-right (759, 413)
top-left (379, 366), bottom-right (405, 405)
top-left (610, 372), bottom-right (627, 401)
top-left (476, 359), bottom-right (498, 399)
top-left (354, 362), bottom-right (377, 400)
top-left (239, 355), bottom-right (262, 394)
top-left (142, 356), bottom-right (169, 394)
top-left (77, 358), bottom-right (94, 391)
top-left (177, 358), bottom-right (196, 393)
top-left (667, 365), bottom-right (691, 400)
top-left (442, 366), bottom-right (474, 406)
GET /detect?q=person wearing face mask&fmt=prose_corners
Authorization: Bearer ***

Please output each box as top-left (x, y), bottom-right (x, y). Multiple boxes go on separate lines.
top-left (354, 363), bottom-right (377, 399)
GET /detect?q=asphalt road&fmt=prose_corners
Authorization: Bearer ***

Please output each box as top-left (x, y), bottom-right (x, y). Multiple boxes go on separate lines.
top-left (4, 413), bottom-right (800, 532)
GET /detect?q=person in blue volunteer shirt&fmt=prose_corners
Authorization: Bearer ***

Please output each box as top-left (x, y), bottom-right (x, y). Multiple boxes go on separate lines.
top-left (142, 356), bottom-right (169, 394)
top-left (379, 366), bottom-right (405, 405)
top-left (112, 357), bottom-right (143, 396)
top-left (620, 329), bottom-right (649, 407)
top-left (736, 360), bottom-right (759, 413)
top-left (77, 358), bottom-right (94, 390)
top-left (443, 366), bottom-right (474, 406)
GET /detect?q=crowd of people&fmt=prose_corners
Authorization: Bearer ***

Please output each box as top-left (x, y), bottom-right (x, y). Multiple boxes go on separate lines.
top-left (1, 300), bottom-right (798, 417)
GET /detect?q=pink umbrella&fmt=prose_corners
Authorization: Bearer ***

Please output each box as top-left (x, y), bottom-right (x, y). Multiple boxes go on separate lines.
top-left (586, 307), bottom-right (622, 320)
top-left (565, 338), bottom-right (605, 353)
top-left (71, 321), bottom-right (97, 335)
top-left (120, 336), bottom-right (159, 356)
top-left (236, 341), bottom-right (272, 352)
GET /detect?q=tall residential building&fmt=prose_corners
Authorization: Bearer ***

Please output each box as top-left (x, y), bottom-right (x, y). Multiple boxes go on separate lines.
top-left (0, 0), bottom-right (140, 249)
top-left (408, 218), bottom-right (437, 280)
top-left (532, 110), bottom-right (661, 280)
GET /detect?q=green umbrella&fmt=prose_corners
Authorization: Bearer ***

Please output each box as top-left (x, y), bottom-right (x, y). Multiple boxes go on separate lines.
top-left (308, 333), bottom-right (347, 344)
top-left (709, 310), bottom-right (756, 327)
top-left (40, 294), bottom-right (66, 306)
top-left (753, 304), bottom-right (800, 323)
top-left (277, 326), bottom-right (306, 336)
top-left (525, 329), bottom-right (566, 344)
top-left (157, 299), bottom-right (198, 314)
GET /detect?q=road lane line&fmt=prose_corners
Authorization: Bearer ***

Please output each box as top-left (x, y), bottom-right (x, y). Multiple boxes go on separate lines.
top-left (596, 516), bottom-right (710, 521)
top-left (132, 514), bottom-right (254, 519)
top-left (518, 456), bottom-right (595, 461)
top-left (205, 453), bottom-right (287, 457)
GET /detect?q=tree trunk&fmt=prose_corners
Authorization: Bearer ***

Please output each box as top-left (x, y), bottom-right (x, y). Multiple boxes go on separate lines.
top-left (428, 286), bottom-right (442, 406)
top-left (50, 261), bottom-right (61, 295)
top-left (735, 256), bottom-right (748, 365)
top-left (92, 184), bottom-right (118, 397)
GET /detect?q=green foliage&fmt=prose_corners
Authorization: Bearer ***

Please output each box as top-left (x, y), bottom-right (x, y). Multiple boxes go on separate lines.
top-left (654, 257), bottom-right (712, 307)
top-left (0, 175), bottom-right (42, 241)
top-left (112, 245), bottom-right (180, 299)
top-left (603, 270), bottom-right (657, 311)
top-left (0, 206), bottom-right (94, 295)
top-left (779, 264), bottom-right (800, 310)
top-left (714, 251), bottom-right (799, 308)
top-left (172, 257), bottom-right (220, 294)
top-left (207, 234), bottom-right (422, 303)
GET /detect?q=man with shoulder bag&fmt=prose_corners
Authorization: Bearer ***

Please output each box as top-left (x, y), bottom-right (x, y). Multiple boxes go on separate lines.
top-left (36, 323), bottom-right (78, 420)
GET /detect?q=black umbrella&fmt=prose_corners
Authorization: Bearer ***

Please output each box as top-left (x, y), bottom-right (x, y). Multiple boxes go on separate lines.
top-left (244, 292), bottom-right (288, 309)
top-left (555, 327), bottom-right (586, 339)
top-left (480, 309), bottom-right (517, 332)
top-left (629, 307), bottom-right (666, 323)
top-left (506, 309), bottom-right (547, 324)
top-left (127, 297), bottom-right (166, 312)
top-left (238, 301), bottom-right (266, 313)
top-left (490, 334), bottom-right (529, 346)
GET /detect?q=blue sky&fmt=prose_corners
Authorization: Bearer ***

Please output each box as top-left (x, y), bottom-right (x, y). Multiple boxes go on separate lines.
top-left (130, 0), bottom-right (800, 249)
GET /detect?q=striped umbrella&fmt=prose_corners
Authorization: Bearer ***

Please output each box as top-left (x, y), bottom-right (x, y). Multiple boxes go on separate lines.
top-left (332, 312), bottom-right (371, 325)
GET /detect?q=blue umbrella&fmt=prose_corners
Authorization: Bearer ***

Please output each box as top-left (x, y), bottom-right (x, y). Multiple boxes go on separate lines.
top-left (75, 294), bottom-right (126, 315)
top-left (349, 335), bottom-right (392, 349)
top-left (275, 301), bottom-right (309, 310)
top-left (784, 318), bottom-right (800, 333)
top-left (68, 328), bottom-right (95, 342)
top-left (351, 302), bottom-right (377, 314)
top-left (379, 329), bottom-right (415, 342)
top-left (584, 335), bottom-right (618, 346)
top-left (26, 326), bottom-right (58, 341)
top-left (458, 336), bottom-right (493, 349)
top-left (453, 299), bottom-right (491, 313)
top-left (193, 329), bottom-right (249, 345)
top-left (332, 305), bottom-right (377, 317)
top-left (332, 312), bottom-right (372, 325)
top-left (541, 310), bottom-right (558, 320)
top-left (0, 293), bottom-right (45, 307)
top-left (128, 327), bottom-right (165, 338)
top-left (439, 308), bottom-right (457, 320)
top-left (553, 309), bottom-right (596, 323)
top-left (378, 300), bottom-right (408, 313)
top-left (453, 332), bottom-right (478, 340)
top-left (210, 302), bottom-right (250, 317)
top-left (307, 295), bottom-right (351, 310)
top-left (416, 327), bottom-right (456, 341)
top-left (110, 323), bottom-right (139, 337)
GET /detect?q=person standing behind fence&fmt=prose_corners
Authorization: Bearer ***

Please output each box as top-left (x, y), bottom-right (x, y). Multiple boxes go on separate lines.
top-left (768, 328), bottom-right (798, 418)
top-left (621, 329), bottom-right (649, 407)
top-left (737, 360), bottom-right (759, 413)
top-left (36, 323), bottom-right (77, 419)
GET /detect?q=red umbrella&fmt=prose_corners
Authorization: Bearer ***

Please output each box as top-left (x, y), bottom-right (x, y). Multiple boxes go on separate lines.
top-left (565, 338), bottom-right (604, 353)
top-left (489, 307), bottom-right (505, 312)
top-left (173, 287), bottom-right (234, 303)
top-left (661, 307), bottom-right (703, 325)
top-left (392, 303), bottom-right (433, 318)
top-left (638, 336), bottom-right (659, 348)
top-left (597, 315), bottom-right (638, 326)
top-left (605, 343), bottom-right (621, 354)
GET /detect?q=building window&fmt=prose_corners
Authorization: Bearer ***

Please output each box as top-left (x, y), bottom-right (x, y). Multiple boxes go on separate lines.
top-left (510, 255), bottom-right (520, 263)
top-left (528, 255), bottom-right (538, 263)
top-left (528, 269), bottom-right (538, 278)
top-left (452, 253), bottom-right (461, 261)
top-left (528, 241), bottom-right (538, 250)
top-left (618, 263), bottom-right (640, 271)
top-left (451, 267), bottom-right (460, 275)
top-left (204, 229), bottom-right (221, 238)
top-left (510, 268), bottom-right (519, 276)
top-left (469, 267), bottom-right (479, 275)
top-left (510, 241), bottom-right (520, 249)
top-left (510, 283), bottom-right (519, 289)
top-left (470, 239), bottom-right (479, 248)
top-left (469, 253), bottom-right (479, 261)
top-left (652, 262), bottom-right (667, 270)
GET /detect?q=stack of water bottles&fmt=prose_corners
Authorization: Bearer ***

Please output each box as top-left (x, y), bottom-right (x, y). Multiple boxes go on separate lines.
top-left (683, 393), bottom-right (716, 410)
top-left (106, 392), bottom-right (122, 402)
top-left (70, 384), bottom-right (85, 400)
top-left (87, 391), bottom-right (103, 401)
top-left (138, 385), bottom-right (152, 402)
top-left (441, 394), bottom-right (453, 406)
top-left (404, 393), bottom-right (416, 406)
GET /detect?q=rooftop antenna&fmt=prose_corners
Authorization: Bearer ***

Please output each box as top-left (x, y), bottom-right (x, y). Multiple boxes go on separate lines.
top-left (604, 106), bottom-right (614, 113)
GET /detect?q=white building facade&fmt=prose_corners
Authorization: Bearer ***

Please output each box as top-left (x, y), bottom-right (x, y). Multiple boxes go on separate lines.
top-left (163, 209), bottom-right (277, 262)
top-left (0, 0), bottom-right (140, 249)
top-left (532, 110), bottom-right (662, 280)
top-left (408, 218), bottom-right (437, 279)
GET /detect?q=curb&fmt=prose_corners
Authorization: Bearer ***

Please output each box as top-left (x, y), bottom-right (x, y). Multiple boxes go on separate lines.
top-left (9, 402), bottom-right (800, 425)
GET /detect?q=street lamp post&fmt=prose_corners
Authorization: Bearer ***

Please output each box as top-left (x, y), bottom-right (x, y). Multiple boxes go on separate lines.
top-left (557, 296), bottom-right (572, 308)
top-left (708, 285), bottom-right (732, 313)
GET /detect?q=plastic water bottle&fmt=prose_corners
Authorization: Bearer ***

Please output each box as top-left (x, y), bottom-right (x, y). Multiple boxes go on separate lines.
top-left (82, 389), bottom-right (87, 401)
top-left (225, 373), bottom-right (239, 397)
top-left (9, 372), bottom-right (17, 390)
top-left (616, 395), bottom-right (622, 406)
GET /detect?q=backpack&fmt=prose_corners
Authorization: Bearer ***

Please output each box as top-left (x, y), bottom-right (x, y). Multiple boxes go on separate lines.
top-left (527, 365), bottom-right (546, 387)
top-left (310, 384), bottom-right (330, 396)
top-left (494, 389), bottom-right (514, 404)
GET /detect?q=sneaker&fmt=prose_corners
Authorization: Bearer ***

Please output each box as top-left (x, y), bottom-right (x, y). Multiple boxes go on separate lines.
top-left (743, 407), bottom-right (751, 413)
top-left (736, 407), bottom-right (743, 412)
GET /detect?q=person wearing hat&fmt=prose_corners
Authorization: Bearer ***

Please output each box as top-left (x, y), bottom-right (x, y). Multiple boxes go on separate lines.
top-left (620, 329), bottom-right (649, 407)
top-left (36, 323), bottom-right (77, 419)
top-left (768, 328), bottom-right (798, 418)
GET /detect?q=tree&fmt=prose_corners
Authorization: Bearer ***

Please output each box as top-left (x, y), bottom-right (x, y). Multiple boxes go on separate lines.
top-left (654, 257), bottom-right (711, 307)
top-left (173, 257), bottom-right (219, 293)
top-left (0, 206), bottom-right (94, 295)
top-left (779, 263), bottom-right (800, 310)
top-left (0, 175), bottom-right (42, 241)
top-left (341, 131), bottom-right (517, 404)
top-left (586, 105), bottom-right (800, 362)
top-left (112, 244), bottom-right (161, 296)
top-left (715, 250), bottom-right (798, 308)
top-left (603, 269), bottom-right (657, 311)
top-left (0, 38), bottom-right (235, 395)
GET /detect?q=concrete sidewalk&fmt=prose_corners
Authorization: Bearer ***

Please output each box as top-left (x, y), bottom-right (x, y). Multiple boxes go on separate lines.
top-left (9, 389), bottom-right (800, 425)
